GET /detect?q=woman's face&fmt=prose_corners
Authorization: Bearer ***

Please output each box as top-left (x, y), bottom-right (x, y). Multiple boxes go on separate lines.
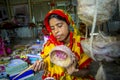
top-left (49, 18), bottom-right (69, 41)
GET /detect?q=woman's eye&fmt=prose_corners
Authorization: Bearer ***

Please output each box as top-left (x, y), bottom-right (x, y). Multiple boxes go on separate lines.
top-left (57, 23), bottom-right (63, 28)
top-left (51, 26), bottom-right (55, 30)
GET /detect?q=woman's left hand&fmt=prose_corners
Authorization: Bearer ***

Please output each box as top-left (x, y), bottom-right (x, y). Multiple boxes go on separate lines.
top-left (66, 60), bottom-right (79, 75)
top-left (66, 60), bottom-right (90, 77)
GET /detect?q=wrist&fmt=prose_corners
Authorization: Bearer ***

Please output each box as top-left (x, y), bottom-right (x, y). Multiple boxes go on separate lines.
top-left (71, 69), bottom-right (89, 77)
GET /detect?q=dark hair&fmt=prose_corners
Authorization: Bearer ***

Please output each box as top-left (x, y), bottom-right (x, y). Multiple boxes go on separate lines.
top-left (48, 14), bottom-right (69, 25)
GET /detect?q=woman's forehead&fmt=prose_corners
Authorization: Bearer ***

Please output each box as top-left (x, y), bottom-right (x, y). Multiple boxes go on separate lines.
top-left (49, 18), bottom-right (64, 25)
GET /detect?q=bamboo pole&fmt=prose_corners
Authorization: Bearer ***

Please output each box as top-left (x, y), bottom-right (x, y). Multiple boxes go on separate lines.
top-left (12, 65), bottom-right (33, 80)
top-left (6, 0), bottom-right (12, 19)
top-left (28, 0), bottom-right (32, 22)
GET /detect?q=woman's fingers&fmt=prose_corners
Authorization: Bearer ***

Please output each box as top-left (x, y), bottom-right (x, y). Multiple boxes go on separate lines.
top-left (74, 69), bottom-right (79, 72)
top-left (32, 60), bottom-right (42, 72)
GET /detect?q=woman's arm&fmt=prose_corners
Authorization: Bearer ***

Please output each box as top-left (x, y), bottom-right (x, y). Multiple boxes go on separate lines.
top-left (71, 68), bottom-right (90, 77)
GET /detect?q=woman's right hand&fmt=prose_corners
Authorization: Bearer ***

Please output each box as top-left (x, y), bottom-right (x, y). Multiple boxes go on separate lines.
top-left (32, 60), bottom-right (45, 72)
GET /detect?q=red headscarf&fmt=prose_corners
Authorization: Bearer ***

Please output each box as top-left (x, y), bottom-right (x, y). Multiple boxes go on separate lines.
top-left (44, 9), bottom-right (70, 33)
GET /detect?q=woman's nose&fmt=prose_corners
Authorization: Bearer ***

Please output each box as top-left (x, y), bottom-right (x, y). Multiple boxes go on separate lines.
top-left (54, 27), bottom-right (59, 33)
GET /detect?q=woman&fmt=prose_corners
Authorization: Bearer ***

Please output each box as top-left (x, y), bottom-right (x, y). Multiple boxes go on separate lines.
top-left (32, 9), bottom-right (94, 80)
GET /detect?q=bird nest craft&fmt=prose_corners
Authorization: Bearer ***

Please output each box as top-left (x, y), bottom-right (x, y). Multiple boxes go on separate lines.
top-left (49, 45), bottom-right (75, 68)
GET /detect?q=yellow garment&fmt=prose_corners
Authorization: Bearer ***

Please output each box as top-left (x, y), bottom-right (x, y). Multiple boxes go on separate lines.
top-left (41, 34), bottom-right (92, 80)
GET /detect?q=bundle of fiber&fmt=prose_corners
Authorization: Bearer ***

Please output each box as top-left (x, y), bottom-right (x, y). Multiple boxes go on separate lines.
top-left (81, 32), bottom-right (120, 62)
top-left (77, 0), bottom-right (117, 26)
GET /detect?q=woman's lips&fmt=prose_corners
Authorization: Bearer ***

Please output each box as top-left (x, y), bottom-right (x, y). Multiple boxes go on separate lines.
top-left (56, 35), bottom-right (61, 39)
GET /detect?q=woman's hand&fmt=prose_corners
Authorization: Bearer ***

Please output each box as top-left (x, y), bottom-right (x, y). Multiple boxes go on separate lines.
top-left (32, 60), bottom-right (45, 72)
top-left (66, 60), bottom-right (90, 77)
top-left (66, 60), bottom-right (79, 75)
